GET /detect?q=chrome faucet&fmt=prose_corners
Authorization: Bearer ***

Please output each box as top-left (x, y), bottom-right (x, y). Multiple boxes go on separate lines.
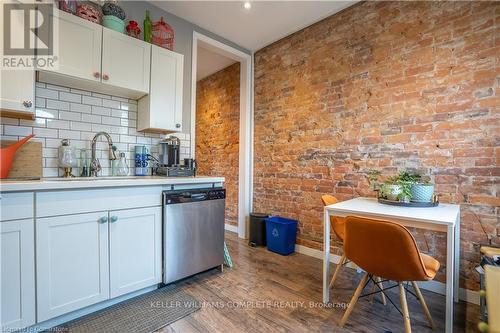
top-left (90, 132), bottom-right (117, 177)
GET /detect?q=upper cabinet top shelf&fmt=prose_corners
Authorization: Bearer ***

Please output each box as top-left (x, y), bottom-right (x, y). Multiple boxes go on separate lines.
top-left (33, 10), bottom-right (184, 134)
top-left (37, 10), bottom-right (151, 100)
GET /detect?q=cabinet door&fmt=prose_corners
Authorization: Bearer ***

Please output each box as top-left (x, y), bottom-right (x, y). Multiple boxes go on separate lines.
top-left (44, 10), bottom-right (102, 82)
top-left (140, 45), bottom-right (183, 132)
top-left (1, 219), bottom-right (35, 331)
top-left (0, 2), bottom-right (35, 117)
top-left (101, 28), bottom-right (151, 94)
top-left (36, 212), bottom-right (109, 321)
top-left (109, 207), bottom-right (161, 298)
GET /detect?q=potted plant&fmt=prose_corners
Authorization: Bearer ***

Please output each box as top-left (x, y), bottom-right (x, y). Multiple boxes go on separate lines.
top-left (378, 170), bottom-right (420, 202)
top-left (410, 180), bottom-right (435, 203)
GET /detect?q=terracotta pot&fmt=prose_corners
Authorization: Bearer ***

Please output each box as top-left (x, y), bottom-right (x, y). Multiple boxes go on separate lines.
top-left (0, 134), bottom-right (34, 178)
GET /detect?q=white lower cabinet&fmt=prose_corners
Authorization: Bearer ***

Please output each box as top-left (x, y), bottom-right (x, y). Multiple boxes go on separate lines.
top-left (1, 219), bottom-right (36, 331)
top-left (36, 212), bottom-right (110, 322)
top-left (36, 207), bottom-right (162, 322)
top-left (109, 207), bottom-right (162, 298)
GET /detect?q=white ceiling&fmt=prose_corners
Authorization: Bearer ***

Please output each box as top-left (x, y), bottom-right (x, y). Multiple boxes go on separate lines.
top-left (152, 1), bottom-right (359, 51)
top-left (197, 43), bottom-right (237, 81)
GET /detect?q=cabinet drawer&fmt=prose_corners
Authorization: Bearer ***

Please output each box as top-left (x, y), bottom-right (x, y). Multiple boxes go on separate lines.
top-left (36, 187), bottom-right (161, 217)
top-left (0, 192), bottom-right (34, 221)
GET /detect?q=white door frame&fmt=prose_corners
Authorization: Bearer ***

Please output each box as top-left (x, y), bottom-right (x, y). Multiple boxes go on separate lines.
top-left (190, 31), bottom-right (253, 239)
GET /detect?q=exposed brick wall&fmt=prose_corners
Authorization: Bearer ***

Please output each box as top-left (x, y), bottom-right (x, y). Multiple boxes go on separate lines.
top-left (196, 63), bottom-right (240, 226)
top-left (254, 1), bottom-right (499, 290)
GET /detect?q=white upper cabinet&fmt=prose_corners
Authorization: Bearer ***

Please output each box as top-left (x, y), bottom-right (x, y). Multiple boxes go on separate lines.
top-left (45, 10), bottom-right (102, 82)
top-left (36, 212), bottom-right (110, 322)
top-left (1, 219), bottom-right (36, 331)
top-left (0, 2), bottom-right (35, 119)
top-left (109, 207), bottom-right (162, 298)
top-left (138, 45), bottom-right (183, 133)
top-left (101, 28), bottom-right (151, 94)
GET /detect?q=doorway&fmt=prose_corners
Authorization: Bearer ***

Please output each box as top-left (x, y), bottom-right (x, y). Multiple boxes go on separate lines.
top-left (190, 32), bottom-right (252, 239)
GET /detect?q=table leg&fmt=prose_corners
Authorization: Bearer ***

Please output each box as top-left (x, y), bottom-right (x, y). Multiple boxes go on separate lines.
top-left (323, 207), bottom-right (330, 303)
top-left (454, 214), bottom-right (460, 303)
top-left (445, 224), bottom-right (455, 333)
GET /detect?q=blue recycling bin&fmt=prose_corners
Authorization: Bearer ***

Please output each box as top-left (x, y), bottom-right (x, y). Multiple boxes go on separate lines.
top-left (265, 216), bottom-right (298, 255)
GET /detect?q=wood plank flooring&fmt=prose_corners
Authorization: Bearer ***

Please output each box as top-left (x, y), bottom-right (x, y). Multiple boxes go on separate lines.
top-left (159, 232), bottom-right (480, 333)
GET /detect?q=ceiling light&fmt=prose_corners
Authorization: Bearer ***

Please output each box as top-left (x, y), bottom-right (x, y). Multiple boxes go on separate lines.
top-left (243, 2), bottom-right (251, 10)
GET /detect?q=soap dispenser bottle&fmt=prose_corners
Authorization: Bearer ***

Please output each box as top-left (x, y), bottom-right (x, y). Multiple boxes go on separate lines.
top-left (115, 152), bottom-right (129, 176)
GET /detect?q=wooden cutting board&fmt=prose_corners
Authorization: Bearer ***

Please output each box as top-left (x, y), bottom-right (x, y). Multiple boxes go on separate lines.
top-left (1, 140), bottom-right (43, 179)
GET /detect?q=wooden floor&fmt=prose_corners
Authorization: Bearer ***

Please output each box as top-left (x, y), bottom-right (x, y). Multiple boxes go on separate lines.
top-left (159, 232), bottom-right (480, 333)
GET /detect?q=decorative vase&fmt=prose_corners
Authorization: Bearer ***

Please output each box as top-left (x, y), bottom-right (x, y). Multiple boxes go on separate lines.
top-left (103, 15), bottom-right (125, 33)
top-left (411, 183), bottom-right (435, 202)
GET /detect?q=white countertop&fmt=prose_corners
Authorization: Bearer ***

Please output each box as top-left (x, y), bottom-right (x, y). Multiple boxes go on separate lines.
top-left (0, 176), bottom-right (225, 192)
top-left (325, 197), bottom-right (460, 225)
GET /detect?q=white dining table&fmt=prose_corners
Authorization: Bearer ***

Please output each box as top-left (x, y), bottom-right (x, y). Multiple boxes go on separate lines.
top-left (323, 197), bottom-right (460, 333)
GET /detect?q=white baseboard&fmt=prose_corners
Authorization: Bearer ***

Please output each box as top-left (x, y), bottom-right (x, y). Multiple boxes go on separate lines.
top-left (225, 223), bottom-right (238, 233)
top-left (295, 244), bottom-right (479, 305)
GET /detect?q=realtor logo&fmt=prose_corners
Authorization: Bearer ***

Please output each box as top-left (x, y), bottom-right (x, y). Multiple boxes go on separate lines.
top-left (2, 2), bottom-right (58, 69)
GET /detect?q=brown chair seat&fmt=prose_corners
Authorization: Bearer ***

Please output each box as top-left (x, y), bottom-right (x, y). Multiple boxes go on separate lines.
top-left (421, 253), bottom-right (440, 280)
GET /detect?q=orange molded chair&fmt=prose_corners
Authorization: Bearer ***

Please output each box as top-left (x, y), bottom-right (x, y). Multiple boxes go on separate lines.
top-left (321, 195), bottom-right (346, 288)
top-left (321, 195), bottom-right (386, 305)
top-left (340, 216), bottom-right (439, 333)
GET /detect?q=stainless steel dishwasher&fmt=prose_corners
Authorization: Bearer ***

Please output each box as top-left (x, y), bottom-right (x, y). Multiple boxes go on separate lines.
top-left (163, 188), bottom-right (225, 284)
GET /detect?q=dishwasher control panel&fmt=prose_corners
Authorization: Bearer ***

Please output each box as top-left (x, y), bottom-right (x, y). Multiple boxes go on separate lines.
top-left (163, 188), bottom-right (225, 204)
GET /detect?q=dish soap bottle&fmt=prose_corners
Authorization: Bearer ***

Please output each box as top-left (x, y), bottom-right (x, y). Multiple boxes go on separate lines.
top-left (144, 10), bottom-right (152, 42)
top-left (115, 152), bottom-right (129, 176)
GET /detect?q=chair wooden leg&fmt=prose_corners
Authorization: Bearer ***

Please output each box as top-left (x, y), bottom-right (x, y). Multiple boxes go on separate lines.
top-left (377, 277), bottom-right (387, 305)
top-left (329, 254), bottom-right (345, 288)
top-left (339, 272), bottom-right (369, 327)
top-left (399, 282), bottom-right (412, 333)
top-left (411, 281), bottom-right (435, 329)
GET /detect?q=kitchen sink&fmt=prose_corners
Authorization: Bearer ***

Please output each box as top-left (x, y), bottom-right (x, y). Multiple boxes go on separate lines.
top-left (44, 176), bottom-right (144, 181)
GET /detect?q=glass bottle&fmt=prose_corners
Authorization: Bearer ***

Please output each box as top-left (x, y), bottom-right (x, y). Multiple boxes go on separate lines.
top-left (144, 10), bottom-right (152, 43)
top-left (115, 152), bottom-right (129, 176)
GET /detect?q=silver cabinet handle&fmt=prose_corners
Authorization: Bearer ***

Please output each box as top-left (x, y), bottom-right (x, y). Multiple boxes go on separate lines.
top-left (102, 74), bottom-right (109, 81)
top-left (93, 72), bottom-right (101, 78)
top-left (110, 216), bottom-right (118, 223)
top-left (175, 123), bottom-right (181, 128)
top-left (22, 100), bottom-right (32, 108)
top-left (98, 216), bottom-right (108, 223)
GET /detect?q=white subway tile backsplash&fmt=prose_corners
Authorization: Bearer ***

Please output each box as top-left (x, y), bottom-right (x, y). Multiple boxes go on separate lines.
top-left (59, 91), bottom-right (82, 103)
top-left (102, 99), bottom-right (121, 109)
top-left (46, 119), bottom-right (70, 129)
top-left (59, 111), bottom-right (81, 121)
top-left (59, 129), bottom-right (80, 140)
top-left (3, 82), bottom-right (190, 177)
top-left (70, 121), bottom-right (92, 131)
top-left (70, 103), bottom-right (92, 113)
top-left (46, 99), bottom-right (70, 110)
top-left (36, 87), bottom-right (58, 99)
top-left (82, 95), bottom-right (102, 106)
top-left (34, 127), bottom-right (58, 138)
top-left (36, 108), bottom-right (58, 119)
top-left (120, 102), bottom-right (137, 112)
top-left (81, 113), bottom-right (101, 123)
top-left (91, 106), bottom-right (111, 116)
top-left (4, 125), bottom-right (32, 136)
top-left (120, 135), bottom-right (136, 143)
top-left (101, 116), bottom-right (121, 126)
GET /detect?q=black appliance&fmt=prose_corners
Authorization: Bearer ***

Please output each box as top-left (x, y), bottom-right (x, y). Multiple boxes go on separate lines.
top-left (159, 137), bottom-right (180, 167)
top-left (249, 213), bottom-right (268, 247)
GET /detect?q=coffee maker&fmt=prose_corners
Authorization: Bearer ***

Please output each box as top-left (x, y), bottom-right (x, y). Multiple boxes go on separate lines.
top-left (155, 137), bottom-right (195, 177)
top-left (159, 137), bottom-right (180, 166)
